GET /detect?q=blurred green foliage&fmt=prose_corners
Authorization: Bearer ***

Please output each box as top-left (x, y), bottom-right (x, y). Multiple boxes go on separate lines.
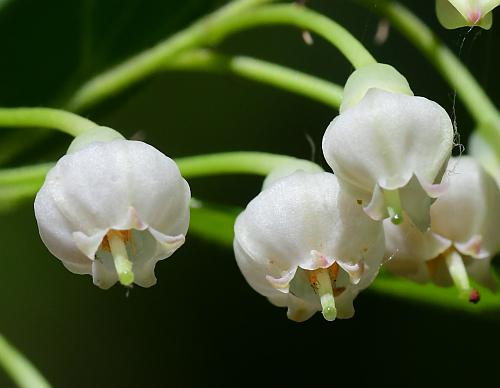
top-left (0, 0), bottom-right (499, 387)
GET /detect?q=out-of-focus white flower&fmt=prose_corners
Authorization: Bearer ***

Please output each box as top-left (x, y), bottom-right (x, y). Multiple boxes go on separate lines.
top-left (469, 132), bottom-right (500, 187)
top-left (385, 157), bottom-right (500, 300)
top-left (436, 0), bottom-right (499, 29)
top-left (234, 171), bottom-right (385, 322)
top-left (35, 137), bottom-right (191, 289)
top-left (323, 65), bottom-right (454, 231)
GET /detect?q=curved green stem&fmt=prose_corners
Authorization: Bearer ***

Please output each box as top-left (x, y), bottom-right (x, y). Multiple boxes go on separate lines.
top-left (66, 3), bottom-right (373, 112)
top-left (0, 108), bottom-right (97, 137)
top-left (163, 49), bottom-right (343, 109)
top-left (205, 4), bottom-right (376, 68)
top-left (0, 152), bottom-right (322, 206)
top-left (176, 151), bottom-right (321, 178)
top-left (0, 333), bottom-right (51, 388)
top-left (0, 0), bottom-right (12, 13)
top-left (360, 0), bottom-right (500, 156)
top-left (64, 0), bottom-right (276, 112)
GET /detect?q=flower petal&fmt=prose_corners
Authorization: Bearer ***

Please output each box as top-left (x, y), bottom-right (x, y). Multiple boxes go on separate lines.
top-left (34, 139), bottom-right (191, 288)
top-left (399, 175), bottom-right (433, 231)
top-left (454, 235), bottom-right (488, 259)
top-left (234, 171), bottom-right (385, 321)
top-left (436, 0), bottom-right (494, 29)
top-left (431, 157), bottom-right (500, 255)
top-left (337, 261), bottom-right (364, 285)
top-left (384, 216), bottom-right (452, 282)
top-left (92, 253), bottom-right (119, 290)
top-left (466, 257), bottom-right (496, 291)
top-left (363, 183), bottom-right (387, 221)
top-left (323, 89), bottom-right (453, 198)
top-left (266, 268), bottom-right (297, 293)
top-left (34, 185), bottom-right (92, 273)
top-left (469, 131), bottom-right (500, 187)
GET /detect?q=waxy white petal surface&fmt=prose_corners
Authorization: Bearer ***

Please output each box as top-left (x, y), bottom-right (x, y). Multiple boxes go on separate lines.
top-left (323, 88), bottom-right (453, 229)
top-left (384, 157), bottom-right (500, 289)
top-left (234, 172), bottom-right (385, 321)
top-left (35, 139), bottom-right (191, 289)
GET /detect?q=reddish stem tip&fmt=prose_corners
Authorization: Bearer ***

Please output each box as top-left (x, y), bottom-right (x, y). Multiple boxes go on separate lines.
top-left (468, 288), bottom-right (480, 304)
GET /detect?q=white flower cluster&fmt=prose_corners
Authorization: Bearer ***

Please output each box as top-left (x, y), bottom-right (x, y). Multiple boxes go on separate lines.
top-left (233, 64), bottom-right (500, 321)
top-left (33, 63), bottom-right (499, 321)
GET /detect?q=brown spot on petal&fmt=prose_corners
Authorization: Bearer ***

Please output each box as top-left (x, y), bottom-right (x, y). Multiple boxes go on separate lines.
top-left (308, 271), bottom-right (319, 290)
top-left (308, 263), bottom-right (342, 293)
top-left (356, 199), bottom-right (362, 205)
top-left (328, 262), bottom-right (340, 283)
top-left (333, 287), bottom-right (345, 297)
top-left (469, 288), bottom-right (480, 304)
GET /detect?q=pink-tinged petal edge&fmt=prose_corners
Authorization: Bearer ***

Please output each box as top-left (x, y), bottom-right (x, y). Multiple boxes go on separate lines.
top-left (455, 235), bottom-right (489, 259)
top-left (418, 176), bottom-right (449, 199)
top-left (299, 250), bottom-right (336, 271)
top-left (266, 268), bottom-right (298, 293)
top-left (337, 261), bottom-right (364, 285)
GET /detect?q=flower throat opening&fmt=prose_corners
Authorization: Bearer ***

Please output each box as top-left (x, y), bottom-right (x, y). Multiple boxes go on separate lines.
top-left (308, 263), bottom-right (345, 321)
top-left (100, 230), bottom-right (134, 286)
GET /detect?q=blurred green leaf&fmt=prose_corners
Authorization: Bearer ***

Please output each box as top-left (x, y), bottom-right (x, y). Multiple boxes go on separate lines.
top-left (0, 183), bottom-right (42, 212)
top-left (0, 0), bottom-right (219, 107)
top-left (0, 0), bottom-right (221, 165)
top-left (0, 131), bottom-right (45, 165)
top-left (0, 0), bottom-right (12, 12)
top-left (190, 200), bottom-right (241, 247)
top-left (0, 163), bottom-right (52, 186)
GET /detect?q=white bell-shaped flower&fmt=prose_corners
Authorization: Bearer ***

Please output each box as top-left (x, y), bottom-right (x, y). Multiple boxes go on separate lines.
top-left (234, 171), bottom-right (385, 322)
top-left (322, 66), bottom-right (454, 231)
top-left (384, 157), bottom-right (500, 300)
top-left (34, 138), bottom-right (191, 289)
top-left (436, 0), bottom-right (499, 29)
top-left (469, 131), bottom-right (500, 187)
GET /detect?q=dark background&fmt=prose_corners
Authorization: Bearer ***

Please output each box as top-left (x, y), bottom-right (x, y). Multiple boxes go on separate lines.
top-left (0, 0), bottom-right (499, 387)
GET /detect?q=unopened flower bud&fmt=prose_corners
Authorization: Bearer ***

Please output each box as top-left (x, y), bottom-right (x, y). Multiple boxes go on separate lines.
top-left (469, 131), bottom-right (500, 187)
